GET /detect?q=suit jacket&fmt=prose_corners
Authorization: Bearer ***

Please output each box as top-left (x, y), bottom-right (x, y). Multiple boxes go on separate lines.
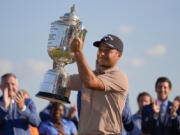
top-left (142, 100), bottom-right (180, 135)
top-left (0, 96), bottom-right (40, 135)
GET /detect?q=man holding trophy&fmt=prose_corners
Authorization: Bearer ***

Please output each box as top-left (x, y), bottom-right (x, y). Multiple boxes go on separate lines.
top-left (37, 5), bottom-right (128, 134)
top-left (67, 34), bottom-right (128, 134)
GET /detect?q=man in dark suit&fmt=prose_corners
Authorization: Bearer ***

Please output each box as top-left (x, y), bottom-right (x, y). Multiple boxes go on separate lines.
top-left (142, 77), bottom-right (180, 135)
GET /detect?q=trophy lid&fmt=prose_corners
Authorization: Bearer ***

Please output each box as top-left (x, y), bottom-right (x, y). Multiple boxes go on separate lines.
top-left (60, 5), bottom-right (79, 22)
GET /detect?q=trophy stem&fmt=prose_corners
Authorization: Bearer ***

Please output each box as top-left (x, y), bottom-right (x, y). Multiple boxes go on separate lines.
top-left (54, 62), bottom-right (68, 89)
top-left (55, 62), bottom-right (66, 70)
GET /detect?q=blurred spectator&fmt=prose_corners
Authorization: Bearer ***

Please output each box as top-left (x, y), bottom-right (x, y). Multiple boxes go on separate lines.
top-left (142, 77), bottom-right (180, 135)
top-left (21, 89), bottom-right (39, 135)
top-left (120, 94), bottom-right (134, 135)
top-left (66, 104), bottom-right (78, 129)
top-left (39, 101), bottom-right (54, 122)
top-left (39, 102), bottom-right (77, 135)
top-left (174, 95), bottom-right (180, 104)
top-left (0, 73), bottom-right (40, 135)
top-left (128, 92), bottom-right (152, 135)
top-left (39, 102), bottom-right (78, 129)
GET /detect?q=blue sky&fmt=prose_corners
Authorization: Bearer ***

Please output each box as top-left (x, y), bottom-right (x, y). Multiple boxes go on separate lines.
top-left (0, 0), bottom-right (180, 113)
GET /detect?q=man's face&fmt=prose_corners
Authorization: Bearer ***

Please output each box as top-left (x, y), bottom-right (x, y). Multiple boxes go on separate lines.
top-left (155, 81), bottom-right (171, 102)
top-left (138, 95), bottom-right (151, 111)
top-left (1, 76), bottom-right (18, 99)
top-left (97, 43), bottom-right (121, 68)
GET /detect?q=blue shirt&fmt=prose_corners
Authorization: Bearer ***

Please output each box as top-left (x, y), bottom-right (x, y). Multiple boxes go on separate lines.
top-left (127, 112), bottom-right (142, 135)
top-left (120, 94), bottom-right (134, 135)
top-left (39, 118), bottom-right (78, 135)
top-left (39, 103), bottom-right (79, 129)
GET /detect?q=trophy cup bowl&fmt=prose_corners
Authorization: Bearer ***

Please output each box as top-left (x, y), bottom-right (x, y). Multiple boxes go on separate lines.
top-left (36, 5), bottom-right (87, 104)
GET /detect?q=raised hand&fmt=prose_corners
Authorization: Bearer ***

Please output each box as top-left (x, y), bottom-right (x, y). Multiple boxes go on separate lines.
top-left (68, 104), bottom-right (77, 120)
top-left (3, 87), bottom-right (11, 109)
top-left (153, 99), bottom-right (160, 116)
top-left (71, 37), bottom-right (83, 53)
top-left (15, 91), bottom-right (25, 110)
top-left (171, 100), bottom-right (179, 116)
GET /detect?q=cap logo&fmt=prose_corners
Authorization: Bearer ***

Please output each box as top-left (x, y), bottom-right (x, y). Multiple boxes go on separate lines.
top-left (102, 35), bottom-right (114, 41)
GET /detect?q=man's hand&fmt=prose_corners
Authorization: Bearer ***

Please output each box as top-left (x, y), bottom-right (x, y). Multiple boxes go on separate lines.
top-left (171, 100), bottom-right (179, 116)
top-left (15, 91), bottom-right (25, 110)
top-left (68, 104), bottom-right (77, 120)
top-left (71, 37), bottom-right (83, 53)
top-left (153, 99), bottom-right (160, 116)
top-left (3, 87), bottom-right (11, 109)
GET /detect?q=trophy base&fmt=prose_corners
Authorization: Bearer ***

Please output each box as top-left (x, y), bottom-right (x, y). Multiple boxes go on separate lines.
top-left (36, 91), bottom-right (70, 104)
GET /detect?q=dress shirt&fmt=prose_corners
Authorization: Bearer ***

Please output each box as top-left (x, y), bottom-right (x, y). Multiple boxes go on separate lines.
top-left (127, 112), bottom-right (142, 135)
top-left (157, 99), bottom-right (168, 113)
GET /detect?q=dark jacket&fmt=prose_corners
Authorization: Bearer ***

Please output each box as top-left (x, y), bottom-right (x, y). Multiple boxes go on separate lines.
top-left (142, 101), bottom-right (180, 135)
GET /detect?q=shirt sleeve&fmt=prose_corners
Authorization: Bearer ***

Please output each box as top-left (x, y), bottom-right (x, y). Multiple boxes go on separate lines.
top-left (70, 121), bottom-right (78, 134)
top-left (18, 99), bottom-right (40, 127)
top-left (0, 105), bottom-right (8, 126)
top-left (97, 71), bottom-right (128, 92)
top-left (122, 94), bottom-right (134, 131)
top-left (38, 123), bottom-right (46, 134)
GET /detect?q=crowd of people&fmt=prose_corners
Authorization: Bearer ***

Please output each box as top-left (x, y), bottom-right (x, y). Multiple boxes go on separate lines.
top-left (0, 34), bottom-right (180, 135)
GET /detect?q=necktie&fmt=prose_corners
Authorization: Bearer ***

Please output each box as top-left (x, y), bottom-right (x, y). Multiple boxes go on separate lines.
top-left (160, 103), bottom-right (166, 114)
top-left (9, 100), bottom-right (14, 118)
top-left (159, 103), bottom-right (166, 123)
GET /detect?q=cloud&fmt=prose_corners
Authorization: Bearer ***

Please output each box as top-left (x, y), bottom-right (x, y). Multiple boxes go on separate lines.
top-left (147, 45), bottom-right (167, 56)
top-left (130, 57), bottom-right (145, 68)
top-left (0, 59), bottom-right (13, 76)
top-left (120, 57), bottom-right (145, 69)
top-left (0, 58), bottom-right (51, 80)
top-left (117, 25), bottom-right (134, 35)
top-left (25, 59), bottom-right (51, 75)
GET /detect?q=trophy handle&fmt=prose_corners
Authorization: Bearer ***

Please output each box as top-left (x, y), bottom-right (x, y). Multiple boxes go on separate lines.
top-left (74, 21), bottom-right (87, 42)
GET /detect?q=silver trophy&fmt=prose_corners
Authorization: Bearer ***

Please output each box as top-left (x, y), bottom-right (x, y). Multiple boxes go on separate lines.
top-left (36, 5), bottom-right (87, 103)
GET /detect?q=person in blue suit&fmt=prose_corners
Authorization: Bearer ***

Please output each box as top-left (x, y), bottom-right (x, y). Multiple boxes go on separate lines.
top-left (142, 77), bottom-right (180, 135)
top-left (0, 73), bottom-right (40, 135)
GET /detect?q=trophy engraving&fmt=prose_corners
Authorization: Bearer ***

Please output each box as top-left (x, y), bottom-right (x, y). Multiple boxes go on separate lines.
top-left (36, 5), bottom-right (87, 103)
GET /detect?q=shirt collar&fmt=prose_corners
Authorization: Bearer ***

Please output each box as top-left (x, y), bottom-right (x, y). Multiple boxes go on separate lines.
top-left (157, 98), bottom-right (168, 107)
top-left (47, 120), bottom-right (55, 127)
top-left (95, 66), bottom-right (119, 74)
